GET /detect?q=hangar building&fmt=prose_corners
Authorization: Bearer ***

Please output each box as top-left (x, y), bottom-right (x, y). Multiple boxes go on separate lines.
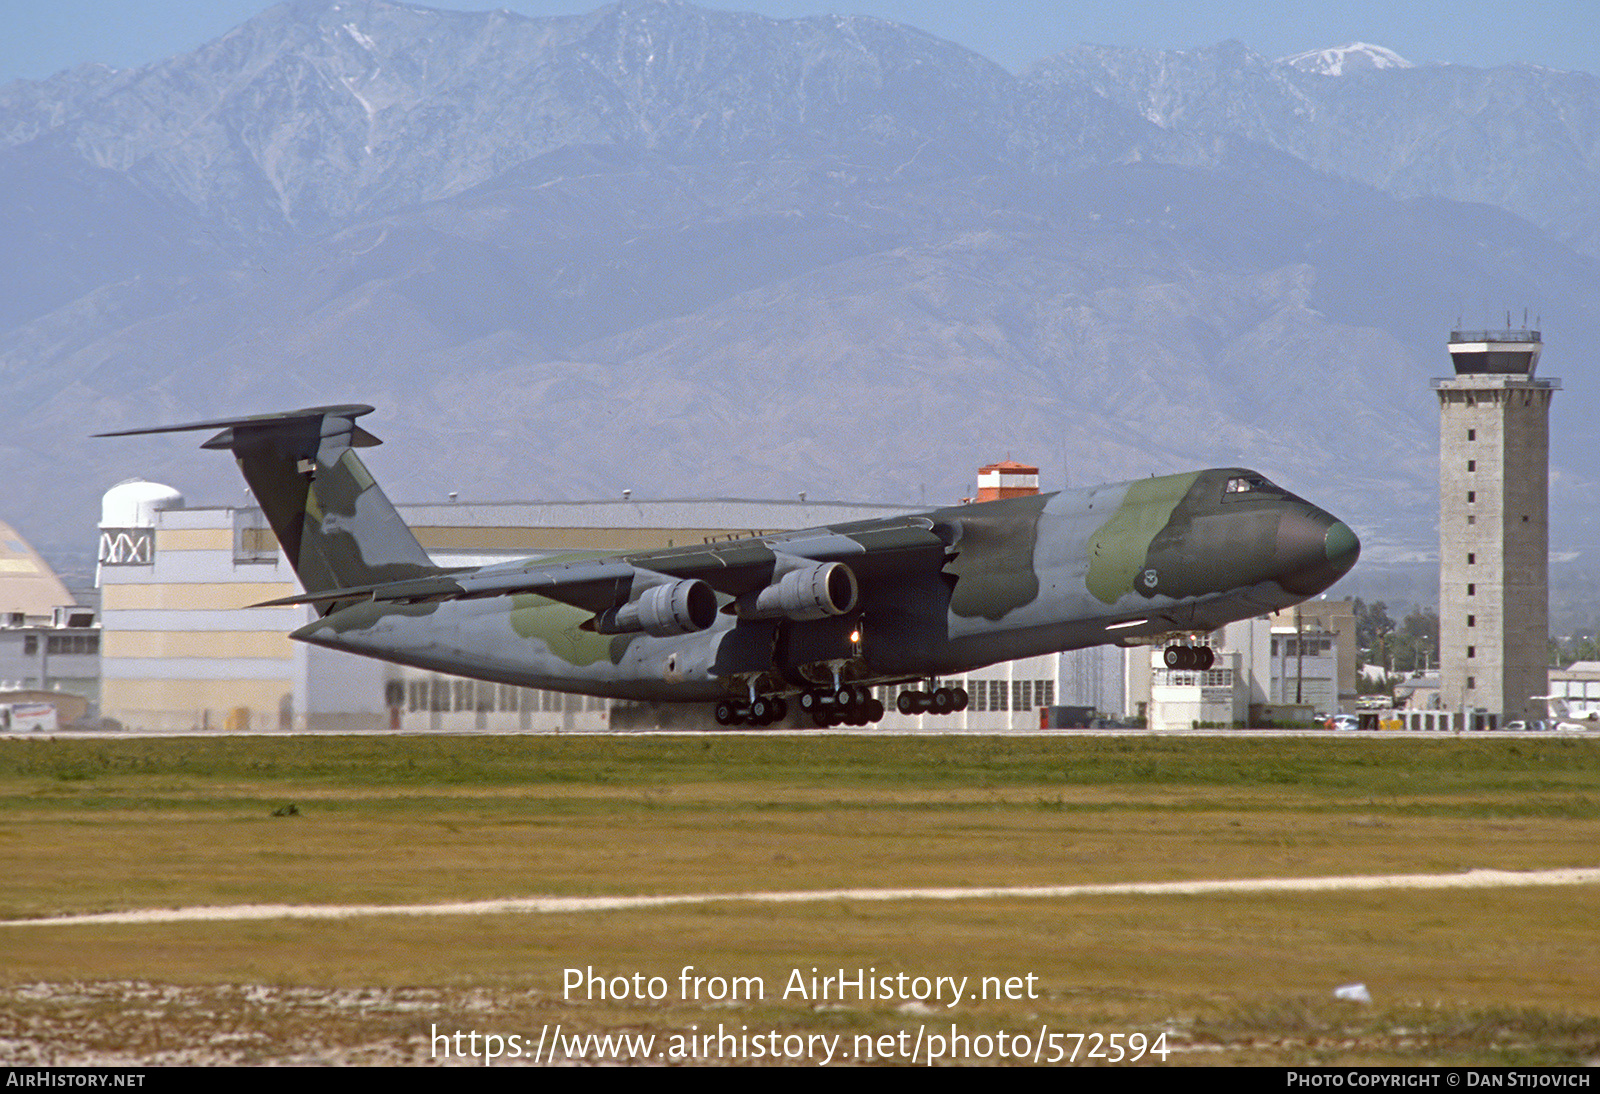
top-left (97, 486), bottom-right (1067, 732)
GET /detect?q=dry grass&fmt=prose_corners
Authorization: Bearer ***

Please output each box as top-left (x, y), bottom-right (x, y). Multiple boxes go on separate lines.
top-left (1, 733), bottom-right (1598, 1065)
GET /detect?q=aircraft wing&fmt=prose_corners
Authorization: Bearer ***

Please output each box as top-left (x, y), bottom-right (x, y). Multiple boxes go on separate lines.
top-left (254, 515), bottom-right (953, 635)
top-left (253, 557), bottom-right (639, 613)
top-left (617, 518), bottom-right (951, 594)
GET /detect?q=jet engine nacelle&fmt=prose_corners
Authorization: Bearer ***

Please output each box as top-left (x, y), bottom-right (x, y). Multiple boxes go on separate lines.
top-left (740, 561), bottom-right (859, 621)
top-left (596, 578), bottom-right (718, 636)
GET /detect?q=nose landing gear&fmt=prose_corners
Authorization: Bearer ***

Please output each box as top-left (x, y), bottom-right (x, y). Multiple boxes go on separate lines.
top-left (1162, 644), bottom-right (1215, 670)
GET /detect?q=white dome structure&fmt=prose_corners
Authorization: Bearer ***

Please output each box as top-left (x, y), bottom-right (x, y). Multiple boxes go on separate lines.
top-left (98, 480), bottom-right (186, 572)
top-left (100, 479), bottom-right (185, 529)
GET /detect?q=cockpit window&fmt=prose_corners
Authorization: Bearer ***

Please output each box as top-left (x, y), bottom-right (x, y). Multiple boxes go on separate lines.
top-left (1223, 474), bottom-right (1281, 496)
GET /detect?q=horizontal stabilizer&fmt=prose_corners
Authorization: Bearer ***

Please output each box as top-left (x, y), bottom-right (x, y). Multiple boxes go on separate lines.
top-left (95, 404), bottom-right (382, 450)
top-left (99, 403), bottom-right (435, 608)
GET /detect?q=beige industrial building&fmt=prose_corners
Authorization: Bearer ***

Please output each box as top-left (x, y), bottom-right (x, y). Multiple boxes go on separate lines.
top-left (1433, 328), bottom-right (1558, 729)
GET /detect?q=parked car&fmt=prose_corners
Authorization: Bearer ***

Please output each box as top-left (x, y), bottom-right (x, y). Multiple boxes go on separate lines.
top-left (1327, 714), bottom-right (1358, 731)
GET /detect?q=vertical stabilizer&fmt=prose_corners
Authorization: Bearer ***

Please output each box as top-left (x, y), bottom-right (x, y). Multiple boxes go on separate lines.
top-left (98, 405), bottom-right (439, 605)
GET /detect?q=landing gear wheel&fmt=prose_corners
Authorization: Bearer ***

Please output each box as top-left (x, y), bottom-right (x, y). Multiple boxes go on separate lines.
top-left (952, 687), bottom-right (970, 712)
top-left (930, 688), bottom-right (954, 714)
top-left (1199, 647), bottom-right (1215, 670)
top-left (714, 699), bottom-right (739, 726)
top-left (1164, 645), bottom-right (1183, 669)
top-left (867, 698), bottom-right (885, 723)
top-left (750, 697), bottom-right (770, 724)
top-left (897, 691), bottom-right (923, 715)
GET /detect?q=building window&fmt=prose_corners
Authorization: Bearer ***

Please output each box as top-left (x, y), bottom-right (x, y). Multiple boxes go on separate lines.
top-left (1467, 491), bottom-right (1475, 503)
top-left (1467, 583), bottom-right (1475, 595)
top-left (1013, 679), bottom-right (1032, 710)
top-left (1467, 552), bottom-right (1475, 564)
top-left (1467, 614), bottom-right (1475, 627)
top-left (1467, 515), bottom-right (1475, 525)
top-left (1468, 429), bottom-right (1476, 440)
top-left (1467, 460), bottom-right (1476, 471)
top-left (1467, 676), bottom-right (1475, 690)
top-left (1467, 646), bottom-right (1475, 658)
top-left (22, 635), bottom-right (36, 655)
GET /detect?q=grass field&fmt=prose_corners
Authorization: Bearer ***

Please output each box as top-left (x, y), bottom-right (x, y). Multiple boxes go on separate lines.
top-left (1, 732), bottom-right (1598, 1065)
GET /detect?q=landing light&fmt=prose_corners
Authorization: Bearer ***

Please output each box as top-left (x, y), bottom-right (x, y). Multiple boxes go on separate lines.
top-left (850, 630), bottom-right (862, 644)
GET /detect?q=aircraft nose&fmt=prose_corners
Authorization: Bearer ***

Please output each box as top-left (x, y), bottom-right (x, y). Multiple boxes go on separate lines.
top-left (1324, 520), bottom-right (1359, 574)
top-left (1274, 508), bottom-right (1361, 596)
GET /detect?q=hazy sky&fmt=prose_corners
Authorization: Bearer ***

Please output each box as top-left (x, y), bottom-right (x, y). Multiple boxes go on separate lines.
top-left (5, 0), bottom-right (1597, 86)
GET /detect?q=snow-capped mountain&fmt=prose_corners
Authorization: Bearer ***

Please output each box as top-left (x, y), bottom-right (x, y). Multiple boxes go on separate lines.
top-left (1, 0), bottom-right (1598, 617)
top-left (1278, 42), bottom-right (1413, 75)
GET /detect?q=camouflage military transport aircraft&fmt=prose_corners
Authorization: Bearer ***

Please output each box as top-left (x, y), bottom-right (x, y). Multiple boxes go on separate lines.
top-left (100, 404), bottom-right (1359, 726)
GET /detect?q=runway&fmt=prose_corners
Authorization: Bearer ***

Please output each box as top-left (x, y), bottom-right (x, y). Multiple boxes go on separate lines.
top-left (10, 866), bottom-right (1600, 928)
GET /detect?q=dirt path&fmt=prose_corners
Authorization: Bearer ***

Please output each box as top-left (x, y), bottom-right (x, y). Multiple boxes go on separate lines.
top-left (9, 866), bottom-right (1600, 927)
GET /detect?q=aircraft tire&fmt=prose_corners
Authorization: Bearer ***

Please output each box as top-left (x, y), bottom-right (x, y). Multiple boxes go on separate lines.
top-left (714, 700), bottom-right (737, 726)
top-left (1163, 645), bottom-right (1183, 669)
top-left (1199, 647), bottom-right (1215, 670)
top-left (953, 687), bottom-right (969, 712)
top-left (867, 699), bottom-right (885, 723)
top-left (896, 691), bottom-right (920, 715)
top-left (750, 697), bottom-right (770, 724)
top-left (771, 697), bottom-right (788, 721)
top-left (930, 688), bottom-right (954, 714)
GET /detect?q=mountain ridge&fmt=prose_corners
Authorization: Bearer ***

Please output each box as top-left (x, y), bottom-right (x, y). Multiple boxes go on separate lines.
top-left (0, 1), bottom-right (1595, 622)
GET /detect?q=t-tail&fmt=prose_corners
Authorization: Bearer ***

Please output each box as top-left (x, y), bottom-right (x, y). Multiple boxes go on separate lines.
top-left (97, 404), bottom-right (440, 611)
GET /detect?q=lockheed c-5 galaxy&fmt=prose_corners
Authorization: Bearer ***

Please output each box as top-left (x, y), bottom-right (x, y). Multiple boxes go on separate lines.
top-left (100, 404), bottom-right (1359, 727)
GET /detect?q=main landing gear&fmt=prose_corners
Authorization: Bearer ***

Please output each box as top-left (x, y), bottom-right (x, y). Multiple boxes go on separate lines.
top-left (799, 684), bottom-right (885, 727)
top-left (714, 695), bottom-right (788, 727)
top-left (896, 685), bottom-right (970, 715)
top-left (712, 686), bottom-right (888, 727)
top-left (1162, 644), bottom-right (1215, 670)
top-left (713, 682), bottom-right (973, 728)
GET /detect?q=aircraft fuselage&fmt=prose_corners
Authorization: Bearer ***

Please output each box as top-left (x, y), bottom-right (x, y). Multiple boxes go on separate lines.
top-left (293, 466), bottom-right (1357, 702)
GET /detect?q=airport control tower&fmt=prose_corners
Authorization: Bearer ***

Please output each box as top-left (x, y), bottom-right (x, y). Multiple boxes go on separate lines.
top-left (1432, 328), bottom-right (1559, 729)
